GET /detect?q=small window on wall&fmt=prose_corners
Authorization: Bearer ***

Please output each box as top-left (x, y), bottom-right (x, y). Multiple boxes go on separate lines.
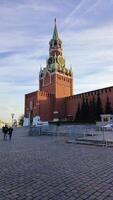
top-left (109, 88), bottom-right (111, 92)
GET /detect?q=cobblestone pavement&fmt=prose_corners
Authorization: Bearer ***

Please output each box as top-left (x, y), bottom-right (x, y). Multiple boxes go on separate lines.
top-left (0, 128), bottom-right (113, 200)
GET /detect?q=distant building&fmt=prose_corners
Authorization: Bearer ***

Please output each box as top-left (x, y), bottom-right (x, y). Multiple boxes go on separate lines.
top-left (24, 19), bottom-right (113, 122)
top-left (0, 120), bottom-right (5, 128)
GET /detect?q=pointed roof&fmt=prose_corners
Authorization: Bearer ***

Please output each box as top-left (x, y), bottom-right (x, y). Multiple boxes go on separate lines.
top-left (53, 18), bottom-right (59, 40)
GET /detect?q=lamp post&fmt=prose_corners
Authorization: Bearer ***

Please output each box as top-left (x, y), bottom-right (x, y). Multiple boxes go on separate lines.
top-left (11, 113), bottom-right (15, 126)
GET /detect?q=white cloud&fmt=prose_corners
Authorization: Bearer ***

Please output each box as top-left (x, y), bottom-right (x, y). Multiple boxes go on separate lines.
top-left (0, 0), bottom-right (113, 122)
top-left (63, 0), bottom-right (113, 30)
top-left (61, 24), bottom-right (113, 94)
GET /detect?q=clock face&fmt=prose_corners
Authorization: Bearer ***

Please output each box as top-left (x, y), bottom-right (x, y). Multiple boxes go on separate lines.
top-left (57, 56), bottom-right (65, 67)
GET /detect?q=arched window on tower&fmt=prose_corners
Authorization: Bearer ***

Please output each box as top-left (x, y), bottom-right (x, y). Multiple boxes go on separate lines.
top-left (54, 41), bottom-right (57, 46)
top-left (59, 43), bottom-right (61, 48)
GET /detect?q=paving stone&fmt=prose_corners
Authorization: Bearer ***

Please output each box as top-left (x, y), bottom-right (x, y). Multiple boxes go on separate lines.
top-left (0, 127), bottom-right (113, 200)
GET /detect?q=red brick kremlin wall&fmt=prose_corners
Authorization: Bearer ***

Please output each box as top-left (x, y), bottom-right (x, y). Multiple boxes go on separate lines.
top-left (65, 86), bottom-right (113, 120)
top-left (25, 86), bottom-right (113, 121)
top-left (25, 91), bottom-right (54, 121)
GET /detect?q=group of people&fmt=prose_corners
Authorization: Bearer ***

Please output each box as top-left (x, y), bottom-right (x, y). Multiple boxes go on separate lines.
top-left (2, 124), bottom-right (13, 140)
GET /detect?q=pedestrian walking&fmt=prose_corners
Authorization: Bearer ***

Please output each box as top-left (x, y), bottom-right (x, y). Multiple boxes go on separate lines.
top-left (8, 127), bottom-right (13, 140)
top-left (2, 124), bottom-right (8, 140)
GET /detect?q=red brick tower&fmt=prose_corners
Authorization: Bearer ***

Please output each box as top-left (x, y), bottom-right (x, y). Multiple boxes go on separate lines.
top-left (39, 19), bottom-right (73, 98)
top-left (25, 19), bottom-right (73, 121)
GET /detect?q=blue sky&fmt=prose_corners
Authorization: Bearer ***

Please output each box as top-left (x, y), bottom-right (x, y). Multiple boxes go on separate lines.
top-left (0, 0), bottom-right (113, 122)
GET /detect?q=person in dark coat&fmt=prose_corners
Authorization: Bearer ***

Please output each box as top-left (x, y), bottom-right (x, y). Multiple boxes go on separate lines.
top-left (8, 127), bottom-right (13, 140)
top-left (2, 124), bottom-right (8, 140)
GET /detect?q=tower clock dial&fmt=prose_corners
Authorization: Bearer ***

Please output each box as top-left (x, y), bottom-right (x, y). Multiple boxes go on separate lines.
top-left (57, 56), bottom-right (65, 67)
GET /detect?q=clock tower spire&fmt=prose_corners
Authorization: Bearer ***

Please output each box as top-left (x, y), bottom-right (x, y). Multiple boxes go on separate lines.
top-left (49, 18), bottom-right (63, 59)
top-left (39, 19), bottom-right (73, 98)
top-left (53, 18), bottom-right (59, 41)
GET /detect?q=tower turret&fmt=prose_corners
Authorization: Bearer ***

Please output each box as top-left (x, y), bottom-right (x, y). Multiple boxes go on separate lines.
top-left (49, 18), bottom-right (62, 58)
top-left (39, 19), bottom-right (73, 98)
